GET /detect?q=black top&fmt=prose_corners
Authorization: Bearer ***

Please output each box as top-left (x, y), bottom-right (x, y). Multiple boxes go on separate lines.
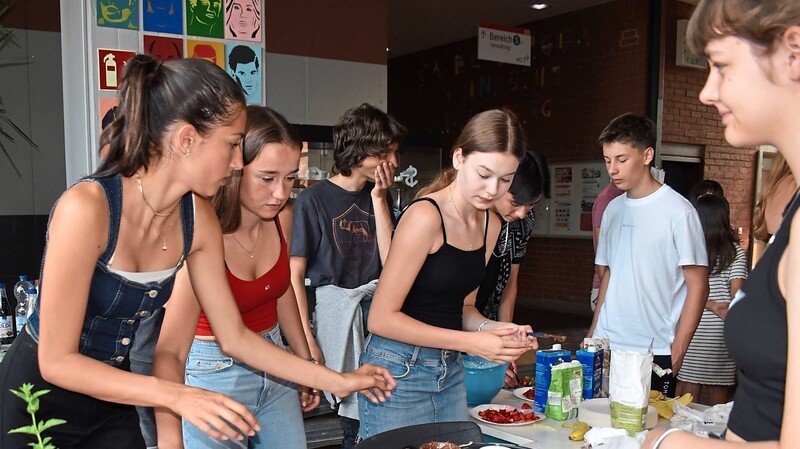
top-left (400, 198), bottom-right (488, 330)
top-left (475, 209), bottom-right (535, 319)
top-left (725, 190), bottom-right (799, 441)
top-left (290, 179), bottom-right (393, 289)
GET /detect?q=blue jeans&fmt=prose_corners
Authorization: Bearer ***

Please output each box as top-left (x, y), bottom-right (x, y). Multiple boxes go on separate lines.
top-left (357, 334), bottom-right (468, 439)
top-left (183, 326), bottom-right (306, 449)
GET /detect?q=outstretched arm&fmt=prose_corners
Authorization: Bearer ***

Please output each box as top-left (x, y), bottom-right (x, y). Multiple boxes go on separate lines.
top-left (671, 265), bottom-right (708, 376)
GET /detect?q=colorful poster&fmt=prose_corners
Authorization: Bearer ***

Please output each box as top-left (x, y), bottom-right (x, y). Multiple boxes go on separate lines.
top-left (187, 39), bottom-right (225, 69)
top-left (225, 43), bottom-right (262, 104)
top-left (97, 0), bottom-right (139, 30)
top-left (224, 0), bottom-right (261, 42)
top-left (186, 0), bottom-right (224, 38)
top-left (554, 166), bottom-right (573, 198)
top-left (99, 97), bottom-right (120, 132)
top-left (580, 167), bottom-right (602, 231)
top-left (144, 35), bottom-right (184, 61)
top-left (143, 0), bottom-right (183, 34)
top-left (98, 49), bottom-right (136, 90)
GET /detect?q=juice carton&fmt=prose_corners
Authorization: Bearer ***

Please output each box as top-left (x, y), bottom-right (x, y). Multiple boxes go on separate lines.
top-left (534, 344), bottom-right (572, 413)
top-left (576, 341), bottom-right (604, 400)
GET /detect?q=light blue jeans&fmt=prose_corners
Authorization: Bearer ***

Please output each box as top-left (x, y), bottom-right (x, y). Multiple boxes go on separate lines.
top-left (357, 334), bottom-right (468, 439)
top-left (183, 326), bottom-right (306, 449)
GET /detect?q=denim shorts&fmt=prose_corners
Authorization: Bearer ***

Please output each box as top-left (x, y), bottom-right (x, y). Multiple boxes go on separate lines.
top-left (357, 334), bottom-right (467, 440)
top-left (183, 326), bottom-right (306, 449)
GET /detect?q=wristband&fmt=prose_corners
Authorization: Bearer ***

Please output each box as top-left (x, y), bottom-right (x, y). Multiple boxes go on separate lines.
top-left (477, 319), bottom-right (490, 332)
top-left (652, 428), bottom-right (680, 449)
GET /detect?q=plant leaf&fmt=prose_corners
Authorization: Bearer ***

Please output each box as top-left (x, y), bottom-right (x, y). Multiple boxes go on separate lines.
top-left (38, 418), bottom-right (67, 433)
top-left (7, 424), bottom-right (37, 435)
top-left (26, 396), bottom-right (40, 415)
top-left (29, 389), bottom-right (51, 401)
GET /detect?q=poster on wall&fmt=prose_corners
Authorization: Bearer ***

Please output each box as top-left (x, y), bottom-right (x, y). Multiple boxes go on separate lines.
top-left (143, 0), bottom-right (183, 34)
top-left (97, 0), bottom-right (139, 30)
top-left (224, 0), bottom-right (261, 42)
top-left (226, 43), bottom-right (262, 104)
top-left (98, 49), bottom-right (136, 90)
top-left (99, 97), bottom-right (120, 132)
top-left (187, 39), bottom-right (225, 69)
top-left (186, 0), bottom-right (224, 38)
top-left (534, 161), bottom-right (610, 238)
top-left (144, 35), bottom-right (184, 61)
top-left (580, 167), bottom-right (603, 231)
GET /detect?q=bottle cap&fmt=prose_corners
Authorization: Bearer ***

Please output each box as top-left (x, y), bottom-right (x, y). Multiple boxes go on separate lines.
top-left (19, 275), bottom-right (27, 281)
top-left (552, 344), bottom-right (562, 350)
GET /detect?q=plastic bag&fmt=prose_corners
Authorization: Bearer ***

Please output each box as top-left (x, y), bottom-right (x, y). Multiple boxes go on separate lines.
top-left (610, 346), bottom-right (652, 435)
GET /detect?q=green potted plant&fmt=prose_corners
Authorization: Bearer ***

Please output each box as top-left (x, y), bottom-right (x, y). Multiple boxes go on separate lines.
top-left (8, 383), bottom-right (66, 449)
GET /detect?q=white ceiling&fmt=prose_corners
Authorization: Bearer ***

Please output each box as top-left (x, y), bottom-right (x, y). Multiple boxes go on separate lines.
top-left (388, 0), bottom-right (616, 57)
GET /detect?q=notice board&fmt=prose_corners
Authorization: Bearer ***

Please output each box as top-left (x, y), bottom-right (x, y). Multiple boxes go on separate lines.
top-left (531, 161), bottom-right (611, 238)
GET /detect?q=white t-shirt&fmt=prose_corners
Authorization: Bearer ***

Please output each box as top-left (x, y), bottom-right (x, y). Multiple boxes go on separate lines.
top-left (594, 184), bottom-right (707, 355)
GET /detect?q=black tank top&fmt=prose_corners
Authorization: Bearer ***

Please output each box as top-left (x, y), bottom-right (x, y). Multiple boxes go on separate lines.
top-left (400, 198), bottom-right (488, 330)
top-left (725, 190), bottom-right (800, 441)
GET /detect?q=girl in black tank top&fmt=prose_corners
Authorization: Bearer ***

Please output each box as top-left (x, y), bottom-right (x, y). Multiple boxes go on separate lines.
top-left (642, 3), bottom-right (800, 449)
top-left (358, 109), bottom-right (536, 439)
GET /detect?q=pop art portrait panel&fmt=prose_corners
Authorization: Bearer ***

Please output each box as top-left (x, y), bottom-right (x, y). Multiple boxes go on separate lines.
top-left (186, 0), bottom-right (224, 38)
top-left (143, 0), bottom-right (183, 34)
top-left (224, 0), bottom-right (261, 42)
top-left (225, 43), bottom-right (262, 104)
top-left (144, 35), bottom-right (183, 61)
top-left (187, 39), bottom-right (225, 70)
top-left (97, 0), bottom-right (139, 30)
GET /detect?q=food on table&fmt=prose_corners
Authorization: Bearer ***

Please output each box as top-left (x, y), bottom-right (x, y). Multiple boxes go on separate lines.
top-left (419, 442), bottom-right (458, 449)
top-left (648, 391), bottom-right (693, 419)
top-left (520, 375), bottom-right (534, 387)
top-left (522, 387), bottom-right (534, 400)
top-left (478, 406), bottom-right (537, 424)
top-left (562, 421), bottom-right (591, 441)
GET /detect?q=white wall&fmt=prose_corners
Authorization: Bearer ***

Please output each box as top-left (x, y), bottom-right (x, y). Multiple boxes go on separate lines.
top-left (0, 28), bottom-right (66, 215)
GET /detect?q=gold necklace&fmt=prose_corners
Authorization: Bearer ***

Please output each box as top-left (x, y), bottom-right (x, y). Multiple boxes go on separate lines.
top-left (135, 173), bottom-right (179, 251)
top-left (448, 185), bottom-right (473, 250)
top-left (135, 173), bottom-right (179, 218)
top-left (230, 224), bottom-right (261, 260)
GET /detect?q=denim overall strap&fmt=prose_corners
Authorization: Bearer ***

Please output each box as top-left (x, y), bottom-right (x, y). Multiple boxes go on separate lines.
top-left (93, 175), bottom-right (124, 265)
top-left (178, 192), bottom-right (195, 261)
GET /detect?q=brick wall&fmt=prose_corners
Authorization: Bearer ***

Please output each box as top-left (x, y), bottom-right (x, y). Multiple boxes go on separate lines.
top-left (661, 1), bottom-right (755, 251)
top-left (388, 0), bottom-right (651, 311)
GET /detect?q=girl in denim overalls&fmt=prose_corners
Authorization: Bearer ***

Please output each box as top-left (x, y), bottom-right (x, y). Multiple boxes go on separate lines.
top-left (358, 110), bottom-right (537, 439)
top-left (0, 55), bottom-right (395, 449)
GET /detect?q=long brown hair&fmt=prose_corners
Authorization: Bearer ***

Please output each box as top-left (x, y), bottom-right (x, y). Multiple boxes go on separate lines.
top-left (753, 153), bottom-right (795, 241)
top-left (95, 54), bottom-right (246, 177)
top-left (687, 0), bottom-right (800, 56)
top-left (417, 109), bottom-right (527, 198)
top-left (212, 106), bottom-right (302, 234)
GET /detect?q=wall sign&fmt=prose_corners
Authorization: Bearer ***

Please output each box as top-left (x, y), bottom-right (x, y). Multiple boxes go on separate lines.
top-left (676, 19), bottom-right (707, 70)
top-left (97, 49), bottom-right (136, 90)
top-left (477, 21), bottom-right (531, 67)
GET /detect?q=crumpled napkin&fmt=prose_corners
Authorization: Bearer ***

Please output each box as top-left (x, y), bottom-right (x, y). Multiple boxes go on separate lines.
top-left (583, 427), bottom-right (647, 449)
top-left (669, 401), bottom-right (732, 437)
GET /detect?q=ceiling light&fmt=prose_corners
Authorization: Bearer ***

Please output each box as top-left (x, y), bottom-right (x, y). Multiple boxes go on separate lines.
top-left (531, 3), bottom-right (548, 9)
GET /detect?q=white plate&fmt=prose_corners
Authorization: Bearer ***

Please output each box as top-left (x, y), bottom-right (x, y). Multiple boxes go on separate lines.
top-left (469, 404), bottom-right (544, 426)
top-left (512, 387), bottom-right (535, 402)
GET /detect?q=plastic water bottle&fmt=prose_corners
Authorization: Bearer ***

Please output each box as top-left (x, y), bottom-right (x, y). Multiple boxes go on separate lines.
top-left (25, 286), bottom-right (37, 318)
top-left (0, 283), bottom-right (14, 344)
top-left (13, 275), bottom-right (32, 306)
top-left (15, 289), bottom-right (31, 336)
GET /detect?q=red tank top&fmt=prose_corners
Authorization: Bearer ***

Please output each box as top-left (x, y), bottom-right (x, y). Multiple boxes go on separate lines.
top-left (195, 218), bottom-right (290, 336)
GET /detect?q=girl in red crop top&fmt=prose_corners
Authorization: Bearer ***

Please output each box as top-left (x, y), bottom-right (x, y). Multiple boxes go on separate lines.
top-left (154, 106), bottom-right (397, 449)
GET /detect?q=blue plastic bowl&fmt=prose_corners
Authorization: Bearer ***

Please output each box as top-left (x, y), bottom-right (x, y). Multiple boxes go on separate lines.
top-left (463, 354), bottom-right (509, 406)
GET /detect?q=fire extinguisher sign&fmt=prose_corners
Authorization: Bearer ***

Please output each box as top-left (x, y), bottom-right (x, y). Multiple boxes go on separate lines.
top-left (98, 49), bottom-right (136, 91)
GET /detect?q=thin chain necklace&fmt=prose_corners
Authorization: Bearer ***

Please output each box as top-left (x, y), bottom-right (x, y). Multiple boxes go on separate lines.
top-left (135, 173), bottom-right (179, 251)
top-left (448, 185), bottom-right (473, 250)
top-left (230, 223), bottom-right (261, 260)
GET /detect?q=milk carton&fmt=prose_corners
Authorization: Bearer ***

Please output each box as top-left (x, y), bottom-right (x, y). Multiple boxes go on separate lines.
top-left (576, 341), bottom-right (604, 400)
top-left (534, 344), bottom-right (572, 413)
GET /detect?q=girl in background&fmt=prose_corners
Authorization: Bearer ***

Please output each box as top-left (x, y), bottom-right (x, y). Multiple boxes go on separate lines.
top-left (644, 0), bottom-right (800, 447)
top-left (358, 109), bottom-right (537, 439)
top-left (677, 194), bottom-right (747, 405)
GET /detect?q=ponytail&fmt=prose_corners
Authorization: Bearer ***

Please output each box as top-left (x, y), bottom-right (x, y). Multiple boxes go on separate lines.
top-left (95, 54), bottom-right (246, 177)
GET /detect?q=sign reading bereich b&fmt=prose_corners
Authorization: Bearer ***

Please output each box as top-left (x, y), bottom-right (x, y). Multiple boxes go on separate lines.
top-left (478, 21), bottom-right (531, 67)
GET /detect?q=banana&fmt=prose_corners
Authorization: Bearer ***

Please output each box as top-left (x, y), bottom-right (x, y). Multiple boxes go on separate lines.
top-left (648, 392), bottom-right (694, 419)
top-left (563, 421), bottom-right (591, 441)
top-left (649, 390), bottom-right (665, 401)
